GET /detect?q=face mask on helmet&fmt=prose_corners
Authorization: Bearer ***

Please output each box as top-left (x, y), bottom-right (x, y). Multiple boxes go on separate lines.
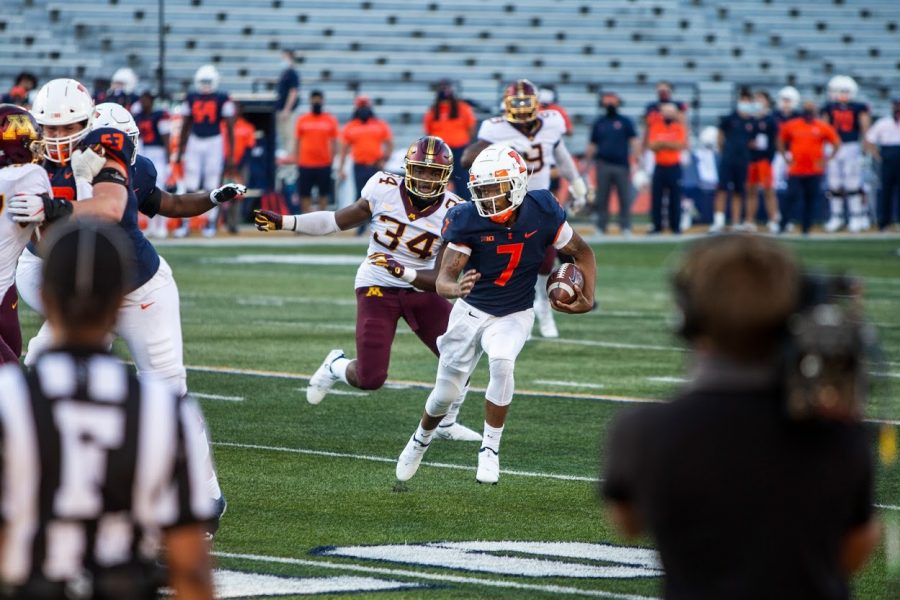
top-left (405, 162), bottom-right (451, 204)
top-left (504, 94), bottom-right (538, 124)
top-left (42, 122), bottom-right (90, 164)
top-left (470, 180), bottom-right (516, 223)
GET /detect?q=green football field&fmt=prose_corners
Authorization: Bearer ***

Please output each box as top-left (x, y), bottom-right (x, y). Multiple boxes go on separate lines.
top-left (19, 236), bottom-right (900, 599)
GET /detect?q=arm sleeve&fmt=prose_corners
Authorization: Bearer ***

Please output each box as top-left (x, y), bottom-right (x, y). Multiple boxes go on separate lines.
top-left (440, 207), bottom-right (470, 247)
top-left (552, 138), bottom-right (579, 182)
top-left (293, 211), bottom-right (340, 235)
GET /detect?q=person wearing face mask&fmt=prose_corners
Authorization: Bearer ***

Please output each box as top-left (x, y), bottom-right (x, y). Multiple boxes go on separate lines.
top-left (747, 91), bottom-right (781, 234)
top-left (864, 98), bottom-right (900, 230)
top-left (647, 103), bottom-right (688, 234)
top-left (644, 81), bottom-right (689, 132)
top-left (777, 99), bottom-right (841, 234)
top-left (423, 80), bottom-right (476, 200)
top-left (294, 90), bottom-right (340, 212)
top-left (710, 90), bottom-right (759, 232)
top-left (275, 49), bottom-right (301, 153)
top-left (338, 97), bottom-right (394, 235)
top-left (584, 92), bottom-right (639, 235)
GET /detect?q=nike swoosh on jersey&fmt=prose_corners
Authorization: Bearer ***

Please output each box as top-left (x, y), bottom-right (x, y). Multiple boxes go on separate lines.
top-left (63, 171), bottom-right (73, 179)
top-left (140, 302), bottom-right (155, 310)
top-left (524, 230), bottom-right (538, 238)
top-left (10, 300), bottom-right (17, 310)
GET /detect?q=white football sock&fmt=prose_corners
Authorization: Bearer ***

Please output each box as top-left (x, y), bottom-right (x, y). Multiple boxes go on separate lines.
top-left (533, 275), bottom-right (552, 322)
top-left (830, 197), bottom-right (844, 220)
top-left (415, 424), bottom-right (435, 444)
top-left (713, 211), bottom-right (725, 227)
top-left (330, 357), bottom-right (352, 384)
top-left (482, 422), bottom-right (504, 453)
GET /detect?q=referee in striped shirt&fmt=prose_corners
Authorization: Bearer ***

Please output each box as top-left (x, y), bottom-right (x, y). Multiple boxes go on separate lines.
top-left (0, 221), bottom-right (215, 600)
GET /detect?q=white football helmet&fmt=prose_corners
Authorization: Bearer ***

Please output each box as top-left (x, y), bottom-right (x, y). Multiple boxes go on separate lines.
top-left (31, 78), bottom-right (94, 164)
top-left (777, 86), bottom-right (801, 114)
top-left (110, 68), bottom-right (138, 94)
top-left (194, 65), bottom-right (220, 94)
top-left (827, 75), bottom-right (858, 102)
top-left (699, 125), bottom-right (719, 149)
top-left (467, 143), bottom-right (529, 222)
top-left (92, 103), bottom-right (140, 164)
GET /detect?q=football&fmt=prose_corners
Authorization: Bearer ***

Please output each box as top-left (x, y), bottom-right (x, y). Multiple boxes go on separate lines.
top-left (547, 263), bottom-right (585, 305)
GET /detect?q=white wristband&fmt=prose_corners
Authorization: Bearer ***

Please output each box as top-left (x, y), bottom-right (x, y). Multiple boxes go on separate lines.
top-left (282, 215), bottom-right (297, 231)
top-left (75, 178), bottom-right (94, 201)
top-left (400, 268), bottom-right (417, 283)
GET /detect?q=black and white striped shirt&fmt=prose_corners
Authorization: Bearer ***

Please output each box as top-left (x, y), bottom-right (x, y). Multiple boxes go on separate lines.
top-left (0, 349), bottom-right (215, 595)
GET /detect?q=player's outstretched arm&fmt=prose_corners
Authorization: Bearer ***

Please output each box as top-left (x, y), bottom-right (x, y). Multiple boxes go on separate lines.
top-left (436, 246), bottom-right (480, 300)
top-left (554, 230), bottom-right (596, 314)
top-left (367, 245), bottom-right (447, 292)
top-left (254, 198), bottom-right (372, 234)
top-left (460, 139), bottom-right (491, 170)
top-left (156, 184), bottom-right (246, 218)
top-left (553, 139), bottom-right (591, 207)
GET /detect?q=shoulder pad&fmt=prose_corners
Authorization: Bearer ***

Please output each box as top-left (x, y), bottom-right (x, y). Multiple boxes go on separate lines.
top-left (82, 127), bottom-right (135, 167)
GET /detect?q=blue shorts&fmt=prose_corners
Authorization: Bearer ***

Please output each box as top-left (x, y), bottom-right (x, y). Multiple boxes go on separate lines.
top-left (717, 160), bottom-right (748, 194)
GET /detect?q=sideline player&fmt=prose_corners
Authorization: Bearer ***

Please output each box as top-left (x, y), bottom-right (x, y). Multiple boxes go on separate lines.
top-left (461, 79), bottom-right (590, 339)
top-left (174, 65), bottom-right (236, 237)
top-left (133, 91), bottom-right (172, 238)
top-left (747, 91), bottom-right (780, 232)
top-left (396, 144), bottom-right (596, 484)
top-left (821, 76), bottom-right (871, 232)
top-left (0, 104), bottom-right (50, 364)
top-left (255, 136), bottom-right (480, 441)
top-left (0, 220), bottom-right (215, 600)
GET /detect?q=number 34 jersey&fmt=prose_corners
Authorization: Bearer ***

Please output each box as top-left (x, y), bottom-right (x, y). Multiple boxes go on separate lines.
top-left (355, 172), bottom-right (462, 289)
top-left (476, 110), bottom-right (567, 191)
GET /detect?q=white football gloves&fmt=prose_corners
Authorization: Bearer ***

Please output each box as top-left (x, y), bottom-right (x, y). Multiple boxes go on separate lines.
top-left (210, 183), bottom-right (247, 205)
top-left (71, 147), bottom-right (107, 182)
top-left (7, 194), bottom-right (47, 223)
top-left (569, 176), bottom-right (592, 211)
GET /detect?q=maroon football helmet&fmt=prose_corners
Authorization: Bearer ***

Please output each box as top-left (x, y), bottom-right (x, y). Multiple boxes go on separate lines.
top-left (503, 79), bottom-right (539, 124)
top-left (404, 135), bottom-right (453, 204)
top-left (0, 104), bottom-right (42, 168)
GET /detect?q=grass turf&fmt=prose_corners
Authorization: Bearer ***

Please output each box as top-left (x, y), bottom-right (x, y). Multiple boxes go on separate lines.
top-left (18, 237), bottom-right (900, 599)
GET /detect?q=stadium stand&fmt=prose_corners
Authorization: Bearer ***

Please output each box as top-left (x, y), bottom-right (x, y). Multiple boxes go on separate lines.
top-left (1, 0), bottom-right (898, 149)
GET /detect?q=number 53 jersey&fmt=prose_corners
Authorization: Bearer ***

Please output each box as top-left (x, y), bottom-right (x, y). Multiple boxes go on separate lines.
top-left (355, 171), bottom-right (462, 289)
top-left (476, 109), bottom-right (568, 191)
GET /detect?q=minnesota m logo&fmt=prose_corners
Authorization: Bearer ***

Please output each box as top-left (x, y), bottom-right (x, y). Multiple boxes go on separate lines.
top-left (365, 287), bottom-right (383, 297)
top-left (1, 115), bottom-right (38, 140)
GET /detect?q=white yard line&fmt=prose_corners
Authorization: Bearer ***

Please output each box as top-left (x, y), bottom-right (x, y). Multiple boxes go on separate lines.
top-left (645, 376), bottom-right (689, 384)
top-left (186, 364), bottom-right (655, 405)
top-left (876, 504), bottom-right (900, 511)
top-left (213, 551), bottom-right (654, 600)
top-left (212, 441), bottom-right (599, 483)
top-left (192, 392), bottom-right (245, 402)
top-left (535, 379), bottom-right (607, 390)
top-left (296, 386), bottom-right (369, 397)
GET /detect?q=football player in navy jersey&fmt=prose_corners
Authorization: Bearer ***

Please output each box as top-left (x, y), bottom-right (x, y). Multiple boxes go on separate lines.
top-left (747, 91), bottom-right (780, 233)
top-left (710, 90), bottom-right (757, 232)
top-left (133, 91), bottom-right (172, 238)
top-left (96, 67), bottom-right (140, 110)
top-left (820, 76), bottom-right (872, 232)
top-left (10, 100), bottom-right (228, 522)
top-left (175, 65), bottom-right (236, 237)
top-left (396, 143), bottom-right (596, 484)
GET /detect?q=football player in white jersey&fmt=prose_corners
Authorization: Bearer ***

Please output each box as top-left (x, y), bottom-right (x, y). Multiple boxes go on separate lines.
top-left (0, 105), bottom-right (50, 364)
top-left (461, 79), bottom-right (590, 339)
top-left (254, 136), bottom-right (480, 441)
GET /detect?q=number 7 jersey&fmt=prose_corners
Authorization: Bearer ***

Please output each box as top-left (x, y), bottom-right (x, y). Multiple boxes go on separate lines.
top-left (355, 172), bottom-right (462, 289)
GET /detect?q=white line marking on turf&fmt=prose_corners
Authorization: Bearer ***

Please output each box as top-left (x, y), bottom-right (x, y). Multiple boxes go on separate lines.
top-left (645, 376), bottom-right (690, 384)
top-left (531, 337), bottom-right (684, 352)
top-left (206, 254), bottom-right (363, 266)
top-left (876, 504), bottom-right (900, 511)
top-left (212, 441), bottom-right (599, 483)
top-left (296, 386), bottom-right (369, 397)
top-left (213, 551), bottom-right (654, 599)
top-left (535, 379), bottom-right (607, 390)
top-left (192, 392), bottom-right (244, 402)
top-left (186, 364), bottom-right (655, 405)
top-left (213, 570), bottom-right (421, 597)
top-left (187, 365), bottom-right (896, 425)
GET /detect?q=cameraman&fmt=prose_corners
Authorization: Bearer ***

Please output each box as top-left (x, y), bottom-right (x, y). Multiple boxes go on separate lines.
top-left (602, 234), bottom-right (878, 599)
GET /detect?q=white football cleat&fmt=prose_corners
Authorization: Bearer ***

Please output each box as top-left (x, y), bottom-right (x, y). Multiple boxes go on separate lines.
top-left (476, 447), bottom-right (500, 484)
top-left (396, 433), bottom-right (431, 481)
top-left (539, 317), bottom-right (559, 339)
top-left (306, 349), bottom-right (344, 405)
top-left (436, 422), bottom-right (483, 442)
top-left (767, 220), bottom-right (780, 234)
top-left (824, 216), bottom-right (844, 233)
